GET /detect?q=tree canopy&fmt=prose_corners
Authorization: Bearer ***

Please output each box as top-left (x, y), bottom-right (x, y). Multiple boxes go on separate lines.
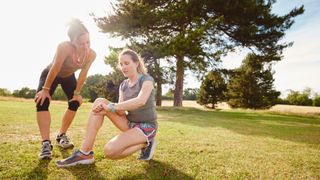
top-left (94, 0), bottom-right (303, 106)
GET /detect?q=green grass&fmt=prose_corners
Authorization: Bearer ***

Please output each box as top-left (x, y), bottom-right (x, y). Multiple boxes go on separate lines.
top-left (0, 99), bottom-right (320, 179)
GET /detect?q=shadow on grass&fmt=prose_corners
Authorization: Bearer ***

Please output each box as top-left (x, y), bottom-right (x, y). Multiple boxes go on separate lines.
top-left (158, 107), bottom-right (320, 145)
top-left (25, 159), bottom-right (51, 180)
top-left (57, 147), bottom-right (73, 158)
top-left (118, 160), bottom-right (193, 179)
top-left (64, 164), bottom-right (106, 180)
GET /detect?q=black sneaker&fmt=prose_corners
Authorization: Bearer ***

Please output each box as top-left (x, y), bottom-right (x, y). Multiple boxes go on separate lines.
top-left (138, 139), bottom-right (157, 161)
top-left (56, 133), bottom-right (74, 149)
top-left (39, 141), bottom-right (53, 160)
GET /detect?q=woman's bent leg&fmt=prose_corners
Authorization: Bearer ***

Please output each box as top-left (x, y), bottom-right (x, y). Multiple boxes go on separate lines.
top-left (104, 128), bottom-right (147, 160)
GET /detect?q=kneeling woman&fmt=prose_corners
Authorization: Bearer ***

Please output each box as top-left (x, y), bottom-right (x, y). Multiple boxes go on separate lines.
top-left (57, 49), bottom-right (157, 167)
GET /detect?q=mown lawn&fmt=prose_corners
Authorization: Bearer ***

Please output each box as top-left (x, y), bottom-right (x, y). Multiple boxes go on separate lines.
top-left (0, 99), bottom-right (319, 179)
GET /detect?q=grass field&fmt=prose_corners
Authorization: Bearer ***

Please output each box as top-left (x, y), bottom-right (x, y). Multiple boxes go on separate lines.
top-left (0, 97), bottom-right (320, 179)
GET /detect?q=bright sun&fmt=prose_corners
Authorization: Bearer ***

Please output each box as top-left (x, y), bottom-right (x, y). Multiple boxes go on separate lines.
top-left (0, 0), bottom-right (117, 91)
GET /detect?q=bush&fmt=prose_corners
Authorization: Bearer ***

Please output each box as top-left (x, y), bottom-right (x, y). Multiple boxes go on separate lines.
top-left (286, 90), bottom-right (313, 106)
top-left (0, 88), bottom-right (11, 96)
top-left (12, 87), bottom-right (36, 99)
top-left (313, 96), bottom-right (320, 107)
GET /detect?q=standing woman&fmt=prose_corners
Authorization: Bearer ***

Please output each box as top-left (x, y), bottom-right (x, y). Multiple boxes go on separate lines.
top-left (34, 18), bottom-right (96, 159)
top-left (56, 49), bottom-right (157, 167)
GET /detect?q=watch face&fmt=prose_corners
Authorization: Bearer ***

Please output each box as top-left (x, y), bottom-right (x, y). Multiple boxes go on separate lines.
top-left (108, 103), bottom-right (115, 112)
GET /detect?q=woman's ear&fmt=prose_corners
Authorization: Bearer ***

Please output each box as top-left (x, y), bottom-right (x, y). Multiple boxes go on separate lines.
top-left (135, 61), bottom-right (140, 69)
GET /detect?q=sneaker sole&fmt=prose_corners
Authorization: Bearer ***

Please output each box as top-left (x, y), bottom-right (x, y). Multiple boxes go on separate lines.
top-left (39, 154), bottom-right (52, 160)
top-left (56, 158), bottom-right (95, 168)
top-left (56, 144), bottom-right (74, 149)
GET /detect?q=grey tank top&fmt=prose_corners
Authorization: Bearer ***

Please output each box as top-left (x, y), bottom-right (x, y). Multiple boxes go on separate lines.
top-left (120, 74), bottom-right (157, 125)
top-left (46, 57), bottom-right (86, 78)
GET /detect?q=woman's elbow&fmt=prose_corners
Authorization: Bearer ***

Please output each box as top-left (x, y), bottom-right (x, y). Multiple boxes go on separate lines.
top-left (137, 100), bottom-right (147, 107)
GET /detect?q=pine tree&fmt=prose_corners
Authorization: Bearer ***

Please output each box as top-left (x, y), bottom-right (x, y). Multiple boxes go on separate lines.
top-left (197, 70), bottom-right (227, 108)
top-left (227, 54), bottom-right (280, 109)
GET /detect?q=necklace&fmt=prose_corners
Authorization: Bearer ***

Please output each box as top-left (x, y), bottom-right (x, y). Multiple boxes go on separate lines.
top-left (72, 51), bottom-right (87, 67)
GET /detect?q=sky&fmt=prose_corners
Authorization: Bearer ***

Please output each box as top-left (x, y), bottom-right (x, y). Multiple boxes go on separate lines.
top-left (0, 0), bottom-right (319, 96)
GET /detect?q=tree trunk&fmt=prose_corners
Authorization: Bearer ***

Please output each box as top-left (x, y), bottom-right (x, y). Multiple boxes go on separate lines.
top-left (156, 81), bottom-right (162, 106)
top-left (155, 59), bottom-right (162, 106)
top-left (173, 56), bottom-right (184, 106)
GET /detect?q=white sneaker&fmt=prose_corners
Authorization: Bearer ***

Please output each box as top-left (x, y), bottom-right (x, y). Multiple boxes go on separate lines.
top-left (56, 133), bottom-right (74, 149)
top-left (39, 141), bottom-right (53, 160)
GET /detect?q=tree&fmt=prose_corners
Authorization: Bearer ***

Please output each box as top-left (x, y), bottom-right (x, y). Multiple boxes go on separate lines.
top-left (104, 71), bottom-right (124, 102)
top-left (286, 88), bottom-right (313, 106)
top-left (0, 88), bottom-right (11, 96)
top-left (183, 88), bottom-right (199, 100)
top-left (12, 87), bottom-right (36, 99)
top-left (286, 90), bottom-right (300, 105)
top-left (82, 74), bottom-right (107, 102)
top-left (94, 0), bottom-right (303, 106)
top-left (104, 49), bottom-right (126, 102)
top-left (162, 89), bottom-right (174, 100)
top-left (197, 70), bottom-right (227, 108)
top-left (52, 86), bottom-right (67, 100)
top-left (227, 54), bottom-right (280, 109)
top-left (313, 94), bottom-right (320, 107)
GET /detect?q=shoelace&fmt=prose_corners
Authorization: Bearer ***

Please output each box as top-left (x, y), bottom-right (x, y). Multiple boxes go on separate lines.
top-left (42, 143), bottom-right (51, 151)
top-left (60, 135), bottom-right (70, 144)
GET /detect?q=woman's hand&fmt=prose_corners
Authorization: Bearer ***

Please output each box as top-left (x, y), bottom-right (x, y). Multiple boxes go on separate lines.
top-left (92, 102), bottom-right (108, 113)
top-left (69, 94), bottom-right (83, 105)
top-left (34, 89), bottom-right (51, 106)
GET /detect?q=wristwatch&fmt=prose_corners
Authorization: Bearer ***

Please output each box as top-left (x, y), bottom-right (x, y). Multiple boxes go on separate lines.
top-left (108, 103), bottom-right (116, 112)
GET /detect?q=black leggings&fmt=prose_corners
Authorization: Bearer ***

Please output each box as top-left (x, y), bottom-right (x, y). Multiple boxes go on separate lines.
top-left (36, 69), bottom-right (80, 112)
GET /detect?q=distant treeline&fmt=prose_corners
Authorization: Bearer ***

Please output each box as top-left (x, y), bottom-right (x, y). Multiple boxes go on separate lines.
top-left (1, 85), bottom-right (319, 108)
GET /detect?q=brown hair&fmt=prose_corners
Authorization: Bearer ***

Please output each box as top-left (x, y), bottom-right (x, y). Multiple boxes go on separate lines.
top-left (67, 18), bottom-right (88, 41)
top-left (119, 49), bottom-right (147, 74)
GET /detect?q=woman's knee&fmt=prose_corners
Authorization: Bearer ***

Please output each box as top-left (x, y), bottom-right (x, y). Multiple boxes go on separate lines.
top-left (104, 143), bottom-right (118, 160)
top-left (68, 100), bottom-right (80, 111)
top-left (93, 98), bottom-right (110, 107)
top-left (36, 98), bottom-right (50, 111)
